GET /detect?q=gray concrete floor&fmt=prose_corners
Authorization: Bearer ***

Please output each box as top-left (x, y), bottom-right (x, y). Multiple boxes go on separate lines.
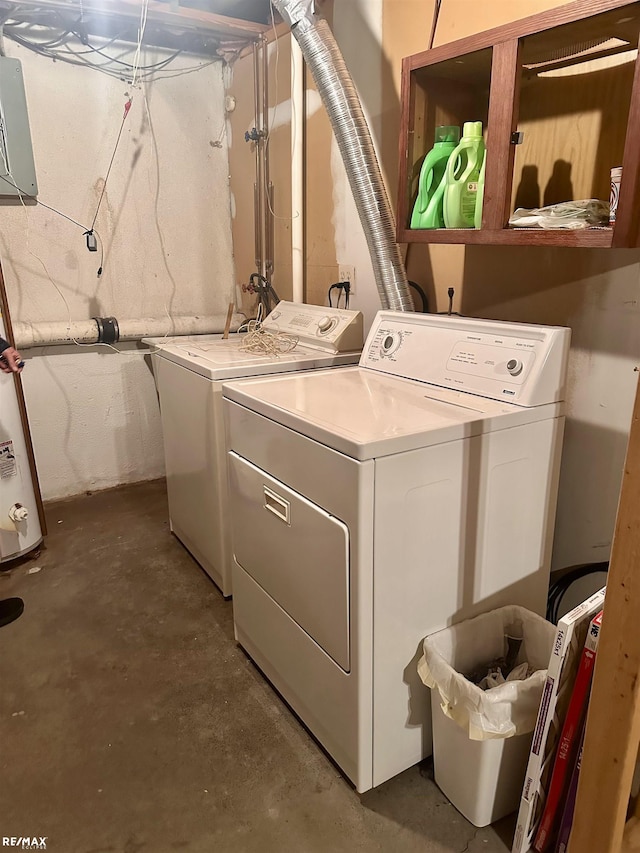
top-left (1, 480), bottom-right (515, 853)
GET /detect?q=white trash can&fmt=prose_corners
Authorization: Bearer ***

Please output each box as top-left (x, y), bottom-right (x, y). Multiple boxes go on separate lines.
top-left (418, 605), bottom-right (555, 828)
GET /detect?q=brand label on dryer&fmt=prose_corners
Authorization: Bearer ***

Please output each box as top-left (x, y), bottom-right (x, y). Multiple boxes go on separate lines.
top-left (0, 439), bottom-right (17, 479)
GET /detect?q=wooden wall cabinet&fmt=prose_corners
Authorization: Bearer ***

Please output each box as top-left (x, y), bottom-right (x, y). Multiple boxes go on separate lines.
top-left (397, 0), bottom-right (640, 248)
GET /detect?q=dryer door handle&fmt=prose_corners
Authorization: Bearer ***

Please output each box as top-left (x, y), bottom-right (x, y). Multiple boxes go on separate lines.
top-left (263, 486), bottom-right (291, 525)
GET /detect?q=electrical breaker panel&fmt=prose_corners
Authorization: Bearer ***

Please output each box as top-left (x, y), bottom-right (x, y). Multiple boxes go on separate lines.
top-left (0, 58), bottom-right (37, 197)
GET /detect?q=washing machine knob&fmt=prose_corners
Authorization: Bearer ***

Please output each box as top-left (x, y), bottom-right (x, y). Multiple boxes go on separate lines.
top-left (318, 316), bottom-right (334, 333)
top-left (9, 503), bottom-right (28, 523)
top-left (507, 358), bottom-right (523, 376)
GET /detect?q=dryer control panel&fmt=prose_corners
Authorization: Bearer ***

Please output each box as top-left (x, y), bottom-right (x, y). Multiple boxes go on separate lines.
top-left (262, 302), bottom-right (363, 353)
top-left (362, 312), bottom-right (570, 407)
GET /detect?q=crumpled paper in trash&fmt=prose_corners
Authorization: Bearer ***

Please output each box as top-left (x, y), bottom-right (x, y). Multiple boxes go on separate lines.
top-left (467, 621), bottom-right (536, 690)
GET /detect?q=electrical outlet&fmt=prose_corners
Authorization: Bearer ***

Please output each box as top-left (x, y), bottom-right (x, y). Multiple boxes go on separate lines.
top-left (338, 264), bottom-right (355, 295)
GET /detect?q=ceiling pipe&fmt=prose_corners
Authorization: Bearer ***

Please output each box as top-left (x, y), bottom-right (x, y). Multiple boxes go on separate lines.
top-left (271, 0), bottom-right (413, 312)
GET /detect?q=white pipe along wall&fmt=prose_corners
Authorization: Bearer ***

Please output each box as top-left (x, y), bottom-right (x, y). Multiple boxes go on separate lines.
top-left (14, 314), bottom-right (245, 348)
top-left (0, 41), bottom-right (237, 499)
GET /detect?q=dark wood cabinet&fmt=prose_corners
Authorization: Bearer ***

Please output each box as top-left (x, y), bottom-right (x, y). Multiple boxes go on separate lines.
top-left (397, 0), bottom-right (640, 248)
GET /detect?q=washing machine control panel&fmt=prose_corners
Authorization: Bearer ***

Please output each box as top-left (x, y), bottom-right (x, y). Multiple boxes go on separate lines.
top-left (362, 312), bottom-right (571, 407)
top-left (262, 302), bottom-right (364, 353)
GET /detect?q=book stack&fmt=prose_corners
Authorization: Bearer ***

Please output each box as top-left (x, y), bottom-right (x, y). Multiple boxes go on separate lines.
top-left (512, 588), bottom-right (606, 853)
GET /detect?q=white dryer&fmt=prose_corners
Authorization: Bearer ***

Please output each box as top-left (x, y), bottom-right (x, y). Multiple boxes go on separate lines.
top-left (222, 312), bottom-right (570, 793)
top-left (148, 302), bottom-right (363, 597)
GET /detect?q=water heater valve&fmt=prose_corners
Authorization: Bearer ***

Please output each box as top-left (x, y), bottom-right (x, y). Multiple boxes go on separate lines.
top-left (9, 503), bottom-right (28, 523)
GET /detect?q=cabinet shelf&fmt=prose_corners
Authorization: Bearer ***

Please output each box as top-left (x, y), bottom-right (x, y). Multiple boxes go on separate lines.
top-left (396, 227), bottom-right (613, 247)
top-left (397, 0), bottom-right (640, 249)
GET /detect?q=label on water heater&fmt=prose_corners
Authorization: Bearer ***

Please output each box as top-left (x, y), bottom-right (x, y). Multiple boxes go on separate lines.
top-left (0, 439), bottom-right (17, 479)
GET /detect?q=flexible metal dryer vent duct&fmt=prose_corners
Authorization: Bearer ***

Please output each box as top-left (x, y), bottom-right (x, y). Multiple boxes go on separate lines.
top-left (272, 0), bottom-right (413, 312)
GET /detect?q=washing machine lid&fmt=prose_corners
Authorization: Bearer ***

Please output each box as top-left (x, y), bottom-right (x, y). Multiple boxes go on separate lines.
top-left (222, 367), bottom-right (562, 460)
top-left (145, 336), bottom-right (361, 380)
top-left (144, 302), bottom-right (364, 381)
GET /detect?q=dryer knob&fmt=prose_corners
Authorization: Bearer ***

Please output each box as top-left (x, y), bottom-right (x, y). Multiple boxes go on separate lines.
top-left (380, 332), bottom-right (400, 356)
top-left (318, 316), bottom-right (333, 333)
top-left (506, 358), bottom-right (523, 376)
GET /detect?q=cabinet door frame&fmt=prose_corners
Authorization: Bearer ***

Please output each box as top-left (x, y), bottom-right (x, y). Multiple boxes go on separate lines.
top-left (482, 39), bottom-right (521, 230)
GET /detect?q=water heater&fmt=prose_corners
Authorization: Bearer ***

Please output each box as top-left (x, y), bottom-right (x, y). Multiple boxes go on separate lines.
top-left (0, 314), bottom-right (43, 562)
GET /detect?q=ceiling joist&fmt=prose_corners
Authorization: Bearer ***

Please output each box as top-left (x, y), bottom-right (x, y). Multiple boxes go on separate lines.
top-left (0, 0), bottom-right (270, 57)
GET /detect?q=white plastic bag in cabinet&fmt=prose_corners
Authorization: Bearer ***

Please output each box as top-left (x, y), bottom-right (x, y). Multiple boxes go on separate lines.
top-left (417, 605), bottom-right (555, 741)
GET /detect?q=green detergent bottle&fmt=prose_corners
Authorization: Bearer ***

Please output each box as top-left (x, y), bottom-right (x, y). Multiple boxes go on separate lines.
top-left (410, 125), bottom-right (460, 229)
top-left (443, 121), bottom-right (485, 229)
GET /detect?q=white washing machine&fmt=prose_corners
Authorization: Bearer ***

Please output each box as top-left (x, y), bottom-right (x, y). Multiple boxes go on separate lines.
top-left (148, 302), bottom-right (363, 597)
top-left (222, 311), bottom-right (570, 793)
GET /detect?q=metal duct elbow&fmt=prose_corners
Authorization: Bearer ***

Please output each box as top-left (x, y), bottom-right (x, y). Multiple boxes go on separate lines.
top-left (272, 0), bottom-right (413, 312)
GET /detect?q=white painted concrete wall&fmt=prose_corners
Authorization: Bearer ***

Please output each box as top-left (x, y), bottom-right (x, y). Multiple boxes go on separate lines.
top-left (456, 245), bottom-right (640, 570)
top-left (556, 270), bottom-right (640, 569)
top-left (0, 43), bottom-right (235, 499)
top-left (20, 344), bottom-right (163, 500)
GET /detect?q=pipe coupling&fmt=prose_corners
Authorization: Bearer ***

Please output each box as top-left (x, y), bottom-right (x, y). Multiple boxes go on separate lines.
top-left (93, 317), bottom-right (120, 345)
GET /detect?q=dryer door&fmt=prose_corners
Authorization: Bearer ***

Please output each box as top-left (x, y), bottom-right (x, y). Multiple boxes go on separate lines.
top-left (229, 452), bottom-right (350, 671)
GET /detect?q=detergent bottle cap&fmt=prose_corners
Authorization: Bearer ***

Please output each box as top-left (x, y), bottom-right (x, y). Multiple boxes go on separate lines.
top-left (434, 125), bottom-right (460, 144)
top-left (462, 121), bottom-right (483, 139)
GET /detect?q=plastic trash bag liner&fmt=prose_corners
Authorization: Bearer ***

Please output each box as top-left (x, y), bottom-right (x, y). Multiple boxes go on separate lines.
top-left (418, 605), bottom-right (556, 741)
